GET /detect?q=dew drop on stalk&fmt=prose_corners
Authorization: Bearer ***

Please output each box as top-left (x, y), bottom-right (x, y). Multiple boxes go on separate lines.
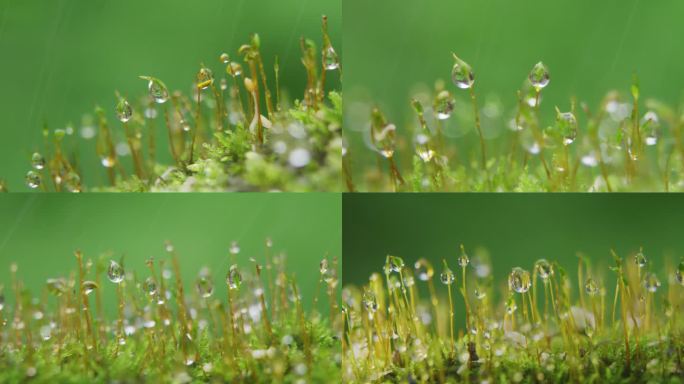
top-left (25, 170), bottom-right (41, 189)
top-left (528, 62), bottom-right (550, 90)
top-left (373, 123), bottom-right (397, 158)
top-left (643, 273), bottom-right (660, 293)
top-left (386, 255), bottom-right (405, 274)
top-left (196, 275), bottom-right (214, 298)
top-left (81, 280), bottom-right (98, 295)
top-left (434, 91), bottom-right (454, 120)
top-left (555, 110), bottom-right (577, 145)
top-left (31, 153), bottom-right (45, 170)
top-left (584, 277), bottom-right (599, 296)
top-left (362, 290), bottom-right (378, 313)
top-left (323, 45), bottom-right (340, 71)
top-left (474, 287), bottom-right (486, 300)
top-left (219, 53), bottom-right (230, 64)
top-left (642, 111), bottom-right (659, 146)
top-left (143, 277), bottom-right (157, 296)
top-left (415, 134), bottom-right (435, 162)
top-left (116, 97), bottom-right (133, 123)
top-left (227, 264), bottom-right (242, 290)
top-left (451, 54), bottom-right (474, 89)
top-left (634, 250), bottom-right (647, 268)
top-left (403, 274), bottom-right (415, 287)
top-left (107, 260), bottom-right (125, 284)
top-left (227, 62), bottom-right (243, 77)
top-left (506, 295), bottom-right (517, 314)
top-left (414, 259), bottom-right (434, 281)
top-left (440, 265), bottom-right (455, 285)
top-left (196, 66), bottom-right (214, 90)
top-left (535, 259), bottom-right (553, 280)
top-left (46, 278), bottom-right (66, 296)
top-left (140, 76), bottom-right (169, 104)
top-left (508, 267), bottom-right (531, 293)
top-left (458, 247), bottom-right (470, 268)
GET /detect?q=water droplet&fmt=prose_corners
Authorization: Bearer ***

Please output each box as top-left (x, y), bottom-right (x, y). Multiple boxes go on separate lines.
top-left (288, 148), bottom-right (311, 168)
top-left (31, 153), bottom-right (45, 170)
top-left (228, 241), bottom-right (240, 256)
top-left (416, 148), bottom-right (435, 162)
top-left (584, 278), bottom-right (599, 296)
top-left (140, 76), bottom-right (169, 104)
top-left (226, 265), bottom-right (242, 290)
top-left (458, 247), bottom-right (470, 268)
top-left (320, 258), bottom-right (329, 275)
top-left (219, 53), bottom-right (230, 64)
top-left (196, 66), bottom-right (214, 90)
top-left (362, 291), bottom-right (378, 313)
top-left (82, 280), bottom-right (98, 295)
top-left (144, 107), bottom-right (158, 119)
top-left (64, 172), bottom-right (81, 193)
top-left (107, 260), bottom-right (125, 284)
top-left (227, 62), bottom-right (243, 77)
top-left (434, 91), bottom-right (454, 120)
top-left (642, 111), bottom-right (659, 146)
top-left (440, 264), bottom-right (455, 285)
top-left (415, 134), bottom-right (435, 162)
top-left (643, 273), bottom-right (660, 293)
top-left (508, 267), bottom-right (531, 293)
top-left (634, 250), bottom-right (647, 268)
top-left (535, 259), bottom-right (553, 280)
top-left (25, 170), bottom-right (41, 189)
top-left (403, 274), bottom-right (415, 287)
top-left (451, 54), bottom-right (474, 89)
top-left (143, 277), bottom-right (157, 296)
top-left (40, 325), bottom-right (51, 340)
top-left (46, 278), bottom-right (66, 296)
top-left (196, 276), bottom-right (214, 298)
top-left (323, 45), bottom-right (340, 71)
top-left (100, 156), bottom-right (116, 168)
top-left (474, 287), bottom-right (486, 300)
top-left (373, 123), bottom-right (397, 158)
top-left (581, 153), bottom-right (598, 167)
top-left (555, 110), bottom-right (577, 145)
top-left (385, 255), bottom-right (405, 274)
top-left (528, 62), bottom-right (550, 90)
top-left (506, 295), bottom-right (517, 314)
top-left (414, 259), bottom-right (434, 281)
top-left (116, 97), bottom-right (133, 123)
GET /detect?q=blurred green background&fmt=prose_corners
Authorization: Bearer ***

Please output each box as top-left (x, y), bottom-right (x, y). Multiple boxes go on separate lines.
top-left (343, 0), bottom-right (684, 168)
top-left (0, 193), bottom-right (341, 314)
top-left (0, 0), bottom-right (340, 189)
top-left (343, 193), bottom-right (683, 325)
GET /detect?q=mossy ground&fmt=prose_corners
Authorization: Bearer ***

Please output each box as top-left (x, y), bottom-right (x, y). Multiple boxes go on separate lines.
top-left (342, 248), bottom-right (684, 383)
top-left (344, 58), bottom-right (684, 192)
top-left (0, 241), bottom-right (341, 383)
top-left (13, 17), bottom-right (342, 193)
